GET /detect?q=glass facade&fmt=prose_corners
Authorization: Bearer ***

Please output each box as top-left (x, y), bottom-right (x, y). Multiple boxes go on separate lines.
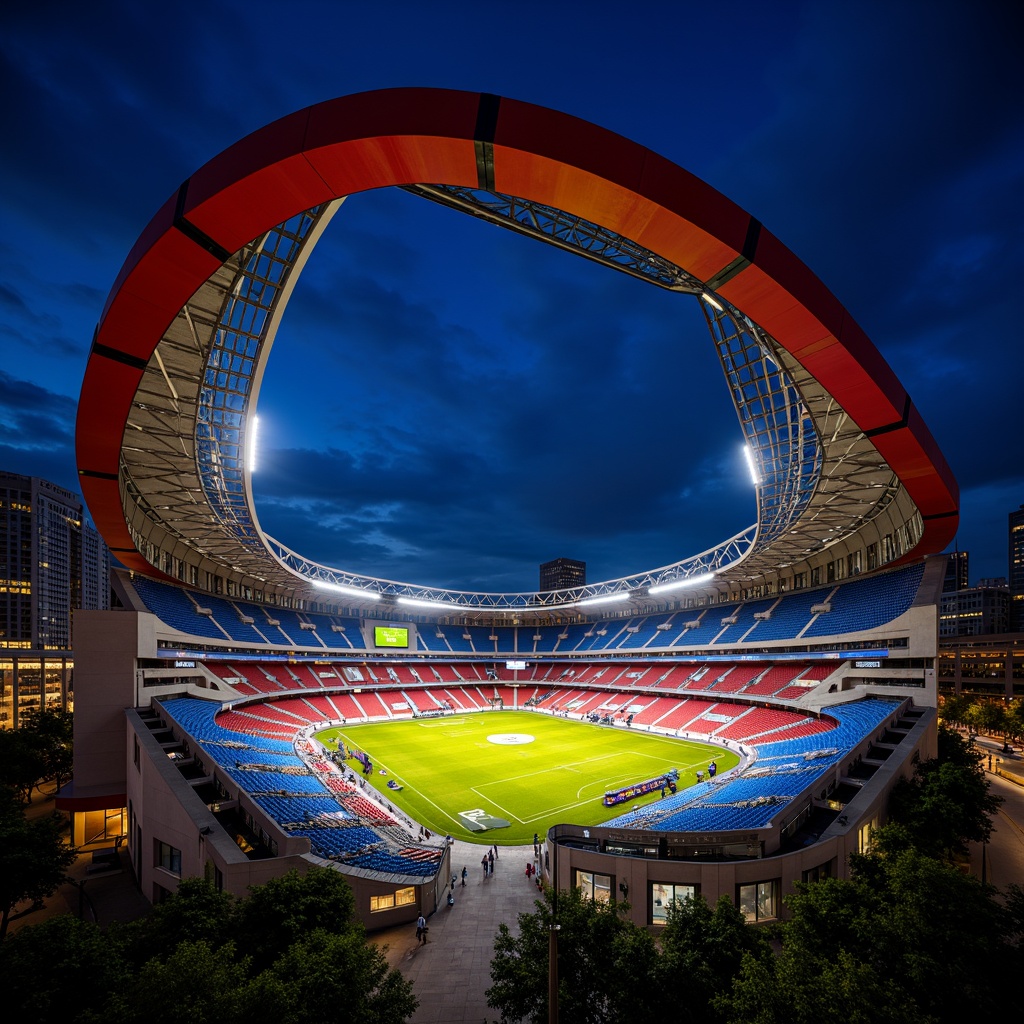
top-left (738, 880), bottom-right (779, 922)
top-left (650, 881), bottom-right (699, 925)
top-left (574, 869), bottom-right (613, 903)
top-left (0, 654), bottom-right (73, 729)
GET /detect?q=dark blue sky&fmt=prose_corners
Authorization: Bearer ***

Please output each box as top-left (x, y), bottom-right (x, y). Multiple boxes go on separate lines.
top-left (2, 1), bottom-right (1021, 591)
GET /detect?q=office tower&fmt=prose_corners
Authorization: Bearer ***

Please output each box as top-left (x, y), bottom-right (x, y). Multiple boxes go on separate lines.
top-left (0, 472), bottom-right (110, 649)
top-left (1010, 505), bottom-right (1024, 632)
top-left (942, 550), bottom-right (969, 593)
top-left (539, 557), bottom-right (587, 592)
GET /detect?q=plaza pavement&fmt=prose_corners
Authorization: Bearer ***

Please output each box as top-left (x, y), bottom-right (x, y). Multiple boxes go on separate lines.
top-left (369, 840), bottom-right (543, 1024)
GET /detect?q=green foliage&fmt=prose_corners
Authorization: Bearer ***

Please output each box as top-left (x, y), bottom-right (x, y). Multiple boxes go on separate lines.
top-left (658, 893), bottom-right (771, 1024)
top-left (1, 865), bottom-right (415, 1024)
top-left (21, 707), bottom-right (75, 791)
top-left (721, 834), bottom-right (1014, 1024)
top-left (0, 728), bottom-right (47, 804)
top-left (1005, 698), bottom-right (1024, 744)
top-left (234, 866), bottom-right (357, 972)
top-left (0, 914), bottom-right (129, 1024)
top-left (104, 939), bottom-right (256, 1024)
top-left (0, 786), bottom-right (76, 940)
top-left (966, 700), bottom-right (1006, 738)
top-left (887, 724), bottom-right (1002, 859)
top-left (117, 876), bottom-right (237, 968)
top-left (267, 928), bottom-right (418, 1024)
top-left (0, 708), bottom-right (74, 802)
top-left (487, 885), bottom-right (662, 1024)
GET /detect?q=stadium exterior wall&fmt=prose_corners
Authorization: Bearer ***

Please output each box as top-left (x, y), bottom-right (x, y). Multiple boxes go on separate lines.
top-left (125, 703), bottom-right (448, 929)
top-left (547, 705), bottom-right (937, 929)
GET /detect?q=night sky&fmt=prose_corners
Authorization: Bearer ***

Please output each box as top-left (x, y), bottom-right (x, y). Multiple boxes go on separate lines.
top-left (2, 1), bottom-right (1021, 592)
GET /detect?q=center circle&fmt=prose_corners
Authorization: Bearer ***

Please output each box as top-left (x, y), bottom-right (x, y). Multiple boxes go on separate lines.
top-left (487, 733), bottom-right (535, 745)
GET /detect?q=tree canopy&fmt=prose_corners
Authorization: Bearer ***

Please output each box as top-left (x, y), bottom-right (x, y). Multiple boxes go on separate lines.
top-left (0, 868), bottom-right (416, 1024)
top-left (887, 724), bottom-right (1002, 859)
top-left (0, 786), bottom-right (77, 940)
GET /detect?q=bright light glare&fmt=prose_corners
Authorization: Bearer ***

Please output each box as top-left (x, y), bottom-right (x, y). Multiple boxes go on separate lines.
top-left (247, 415), bottom-right (260, 473)
top-left (743, 444), bottom-right (761, 487)
top-left (397, 596), bottom-right (458, 610)
top-left (313, 580), bottom-right (380, 601)
top-left (648, 571), bottom-right (716, 595)
top-left (574, 592), bottom-right (630, 608)
top-left (702, 292), bottom-right (724, 311)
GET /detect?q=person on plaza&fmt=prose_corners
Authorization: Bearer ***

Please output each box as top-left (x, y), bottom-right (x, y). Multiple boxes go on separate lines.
top-left (461, 865), bottom-right (468, 887)
top-left (482, 854), bottom-right (489, 879)
top-left (492, 844), bottom-right (499, 860)
top-left (488, 849), bottom-right (495, 873)
top-left (416, 912), bottom-right (426, 943)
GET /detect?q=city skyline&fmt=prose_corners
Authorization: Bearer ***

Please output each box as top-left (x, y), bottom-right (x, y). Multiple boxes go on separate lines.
top-left (2, 1), bottom-right (1021, 591)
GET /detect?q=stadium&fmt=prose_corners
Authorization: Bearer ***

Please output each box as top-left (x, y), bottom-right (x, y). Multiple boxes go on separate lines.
top-left (63, 88), bottom-right (958, 932)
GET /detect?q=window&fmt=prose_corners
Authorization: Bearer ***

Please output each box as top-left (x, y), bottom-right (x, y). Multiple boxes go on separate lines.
top-left (650, 882), bottom-right (698, 925)
top-left (156, 840), bottom-right (181, 876)
top-left (738, 880), bottom-right (779, 922)
top-left (575, 869), bottom-right (612, 903)
top-left (370, 886), bottom-right (417, 913)
top-left (801, 861), bottom-right (833, 884)
top-left (858, 820), bottom-right (876, 855)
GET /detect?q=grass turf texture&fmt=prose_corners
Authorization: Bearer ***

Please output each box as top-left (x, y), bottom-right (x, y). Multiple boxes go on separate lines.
top-left (314, 711), bottom-right (738, 846)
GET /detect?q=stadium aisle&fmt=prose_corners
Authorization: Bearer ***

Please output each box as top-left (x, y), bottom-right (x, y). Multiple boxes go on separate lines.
top-left (369, 839), bottom-right (542, 1024)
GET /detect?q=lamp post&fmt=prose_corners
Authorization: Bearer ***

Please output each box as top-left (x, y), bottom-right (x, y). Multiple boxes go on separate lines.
top-left (548, 922), bottom-right (560, 1024)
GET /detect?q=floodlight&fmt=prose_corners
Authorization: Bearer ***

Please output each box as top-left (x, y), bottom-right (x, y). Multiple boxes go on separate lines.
top-left (313, 580), bottom-right (380, 601)
top-left (742, 444), bottom-right (761, 487)
top-left (648, 571), bottom-right (716, 595)
top-left (247, 415), bottom-right (259, 473)
top-left (397, 596), bottom-right (458, 610)
top-left (573, 592), bottom-right (630, 608)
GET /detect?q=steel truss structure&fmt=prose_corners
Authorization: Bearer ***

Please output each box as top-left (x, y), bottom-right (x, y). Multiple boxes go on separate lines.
top-left (77, 89), bottom-right (956, 619)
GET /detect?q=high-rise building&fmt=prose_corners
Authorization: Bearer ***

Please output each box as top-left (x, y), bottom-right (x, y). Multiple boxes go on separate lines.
top-left (0, 472), bottom-right (110, 726)
top-left (942, 550), bottom-right (969, 593)
top-left (938, 582), bottom-right (1010, 637)
top-left (1010, 505), bottom-right (1024, 632)
top-left (539, 557), bottom-right (587, 593)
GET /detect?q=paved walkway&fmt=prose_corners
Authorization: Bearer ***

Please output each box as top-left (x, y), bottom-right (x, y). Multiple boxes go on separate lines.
top-left (369, 840), bottom-right (543, 1024)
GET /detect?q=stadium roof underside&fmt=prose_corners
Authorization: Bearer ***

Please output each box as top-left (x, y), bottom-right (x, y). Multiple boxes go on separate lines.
top-left (76, 89), bottom-right (957, 617)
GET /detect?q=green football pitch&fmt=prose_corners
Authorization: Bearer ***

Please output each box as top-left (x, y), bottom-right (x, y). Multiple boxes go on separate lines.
top-left (313, 711), bottom-right (737, 846)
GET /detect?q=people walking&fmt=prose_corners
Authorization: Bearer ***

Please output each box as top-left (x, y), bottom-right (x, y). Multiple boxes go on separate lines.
top-left (416, 912), bottom-right (427, 944)
top-left (461, 866), bottom-right (468, 887)
top-left (488, 849), bottom-right (495, 874)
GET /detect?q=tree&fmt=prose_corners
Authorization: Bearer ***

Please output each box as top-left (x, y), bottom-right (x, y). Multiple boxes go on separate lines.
top-left (263, 927), bottom-right (418, 1024)
top-left (937, 692), bottom-right (972, 732)
top-left (117, 876), bottom-right (236, 969)
top-left (1004, 697), bottom-right (1024, 746)
top-left (887, 725), bottom-right (1002, 860)
top-left (0, 729), bottom-right (46, 805)
top-left (0, 788), bottom-right (76, 940)
top-left (487, 886), bottom-right (662, 1024)
top-left (722, 828), bottom-right (1014, 1024)
top-left (658, 893), bottom-right (771, 1024)
top-left (0, 913), bottom-right (129, 1023)
top-left (233, 866), bottom-right (357, 972)
top-left (968, 700), bottom-right (1007, 742)
top-left (104, 939), bottom-right (257, 1024)
top-left (20, 707), bottom-right (75, 792)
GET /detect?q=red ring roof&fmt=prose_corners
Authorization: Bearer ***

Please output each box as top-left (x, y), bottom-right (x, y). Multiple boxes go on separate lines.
top-left (76, 87), bottom-right (958, 577)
